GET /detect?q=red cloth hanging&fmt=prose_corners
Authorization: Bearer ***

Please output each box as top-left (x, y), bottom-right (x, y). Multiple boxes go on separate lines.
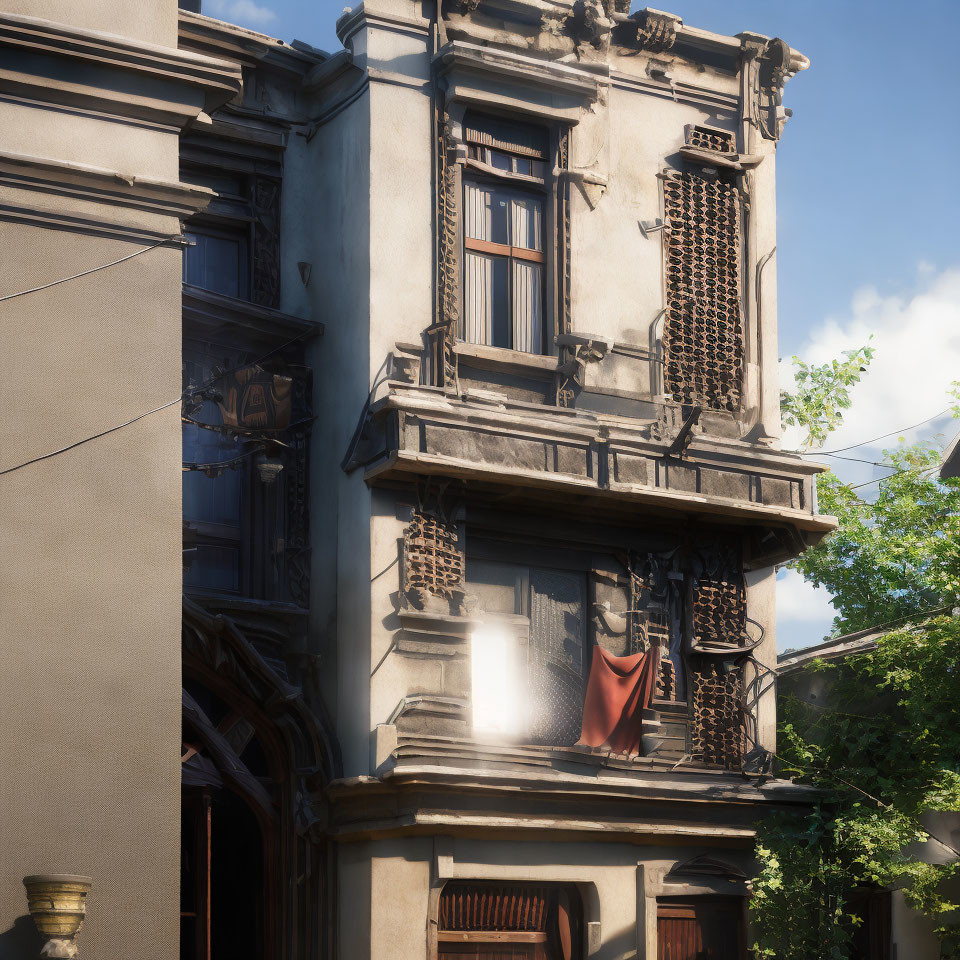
top-left (577, 644), bottom-right (660, 756)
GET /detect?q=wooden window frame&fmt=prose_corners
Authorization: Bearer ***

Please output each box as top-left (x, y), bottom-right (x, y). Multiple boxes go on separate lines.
top-left (459, 112), bottom-right (556, 356)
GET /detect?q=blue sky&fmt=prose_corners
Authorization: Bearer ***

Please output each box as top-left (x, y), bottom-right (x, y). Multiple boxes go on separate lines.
top-left (209, 0), bottom-right (960, 650)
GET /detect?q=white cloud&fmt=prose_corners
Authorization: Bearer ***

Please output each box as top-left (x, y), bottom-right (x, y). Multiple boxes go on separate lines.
top-left (205, 0), bottom-right (276, 26)
top-left (780, 266), bottom-right (960, 460)
top-left (776, 568), bottom-right (836, 652)
top-left (776, 568), bottom-right (835, 623)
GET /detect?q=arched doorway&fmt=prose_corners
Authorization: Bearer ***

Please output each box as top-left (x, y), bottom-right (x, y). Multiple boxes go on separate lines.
top-left (180, 598), bottom-right (340, 960)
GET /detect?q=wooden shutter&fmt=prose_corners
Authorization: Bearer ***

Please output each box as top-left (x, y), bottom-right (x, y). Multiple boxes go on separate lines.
top-left (657, 899), bottom-right (743, 960)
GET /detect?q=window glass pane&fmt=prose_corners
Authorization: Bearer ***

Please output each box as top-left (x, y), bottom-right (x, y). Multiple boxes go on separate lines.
top-left (464, 252), bottom-right (509, 349)
top-left (464, 183), bottom-right (509, 245)
top-left (184, 545), bottom-right (240, 591)
top-left (512, 261), bottom-right (542, 354)
top-left (511, 196), bottom-right (542, 252)
top-left (183, 231), bottom-right (246, 298)
top-left (490, 150), bottom-right (512, 172)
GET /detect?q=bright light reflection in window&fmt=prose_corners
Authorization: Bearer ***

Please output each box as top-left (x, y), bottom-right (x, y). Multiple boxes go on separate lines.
top-left (471, 626), bottom-right (522, 736)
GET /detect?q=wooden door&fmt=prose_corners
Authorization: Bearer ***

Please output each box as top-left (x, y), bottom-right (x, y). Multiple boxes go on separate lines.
top-left (657, 899), bottom-right (743, 960)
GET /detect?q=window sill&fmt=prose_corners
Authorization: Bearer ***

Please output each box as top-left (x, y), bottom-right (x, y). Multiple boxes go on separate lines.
top-left (454, 341), bottom-right (558, 377)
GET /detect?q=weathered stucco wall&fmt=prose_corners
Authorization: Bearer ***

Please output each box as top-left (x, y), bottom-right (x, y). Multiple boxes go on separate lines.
top-left (0, 3), bottom-right (229, 954)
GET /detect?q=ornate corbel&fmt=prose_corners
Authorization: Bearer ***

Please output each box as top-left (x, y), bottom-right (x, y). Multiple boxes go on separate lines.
top-left (554, 332), bottom-right (611, 407)
top-left (634, 7), bottom-right (681, 53)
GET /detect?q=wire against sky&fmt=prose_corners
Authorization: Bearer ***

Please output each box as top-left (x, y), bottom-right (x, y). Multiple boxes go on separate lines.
top-left (797, 407), bottom-right (954, 457)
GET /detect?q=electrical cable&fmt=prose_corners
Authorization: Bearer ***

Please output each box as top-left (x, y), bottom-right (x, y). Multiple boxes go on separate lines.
top-left (0, 235), bottom-right (189, 304)
top-left (795, 408), bottom-right (953, 457)
top-left (0, 397), bottom-right (183, 477)
top-left (2, 329), bottom-right (318, 479)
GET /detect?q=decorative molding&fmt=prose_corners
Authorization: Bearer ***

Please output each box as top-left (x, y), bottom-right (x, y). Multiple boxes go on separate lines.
top-left (0, 12), bottom-right (241, 127)
top-left (251, 175), bottom-right (281, 308)
top-left (435, 40), bottom-right (606, 106)
top-left (0, 150), bottom-right (214, 218)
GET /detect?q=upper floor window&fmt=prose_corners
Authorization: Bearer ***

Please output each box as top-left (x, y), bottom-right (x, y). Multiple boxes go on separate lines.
top-left (183, 227), bottom-right (249, 300)
top-left (462, 114), bottom-right (548, 355)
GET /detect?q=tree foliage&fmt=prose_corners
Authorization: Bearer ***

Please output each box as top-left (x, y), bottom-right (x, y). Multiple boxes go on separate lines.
top-left (795, 444), bottom-right (960, 636)
top-left (780, 341), bottom-right (875, 450)
top-left (750, 354), bottom-right (960, 958)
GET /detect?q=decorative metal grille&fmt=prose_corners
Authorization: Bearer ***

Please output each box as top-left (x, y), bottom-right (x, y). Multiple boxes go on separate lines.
top-left (662, 171), bottom-right (744, 412)
top-left (439, 885), bottom-right (550, 932)
top-left (403, 510), bottom-right (464, 600)
top-left (693, 577), bottom-right (747, 647)
top-left (691, 663), bottom-right (744, 769)
top-left (685, 124), bottom-right (736, 155)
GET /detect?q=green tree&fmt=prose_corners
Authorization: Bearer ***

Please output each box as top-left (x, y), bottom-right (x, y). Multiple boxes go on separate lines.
top-left (750, 357), bottom-right (960, 958)
top-left (780, 341), bottom-right (874, 450)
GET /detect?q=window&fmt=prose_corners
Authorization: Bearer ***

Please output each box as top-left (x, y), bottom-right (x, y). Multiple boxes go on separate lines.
top-left (466, 558), bottom-right (586, 745)
top-left (183, 228), bottom-right (249, 300)
top-left (182, 345), bottom-right (248, 593)
top-left (437, 882), bottom-right (581, 960)
top-left (462, 114), bottom-right (548, 354)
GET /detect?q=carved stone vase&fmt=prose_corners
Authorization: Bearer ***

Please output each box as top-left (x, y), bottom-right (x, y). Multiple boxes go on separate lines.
top-left (22, 875), bottom-right (92, 959)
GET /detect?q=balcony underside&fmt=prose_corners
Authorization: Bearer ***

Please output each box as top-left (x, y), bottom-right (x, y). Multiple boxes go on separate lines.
top-left (359, 390), bottom-right (836, 566)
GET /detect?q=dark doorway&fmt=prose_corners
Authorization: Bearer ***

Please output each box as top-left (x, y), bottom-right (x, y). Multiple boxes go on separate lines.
top-left (657, 897), bottom-right (744, 960)
top-left (181, 788), bottom-right (266, 960)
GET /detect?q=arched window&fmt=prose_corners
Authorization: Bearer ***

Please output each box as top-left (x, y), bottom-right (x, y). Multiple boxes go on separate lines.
top-left (436, 882), bottom-right (581, 960)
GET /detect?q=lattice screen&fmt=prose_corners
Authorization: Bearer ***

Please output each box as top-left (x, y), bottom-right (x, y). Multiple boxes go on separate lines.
top-left (662, 171), bottom-right (744, 412)
top-left (693, 576), bottom-right (747, 647)
top-left (685, 124), bottom-right (736, 155)
top-left (403, 510), bottom-right (464, 600)
top-left (691, 663), bottom-right (744, 769)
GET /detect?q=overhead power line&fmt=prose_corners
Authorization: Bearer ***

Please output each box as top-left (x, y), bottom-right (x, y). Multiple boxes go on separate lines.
top-left (0, 398), bottom-right (182, 477)
top-left (799, 408), bottom-right (954, 457)
top-left (0, 329), bottom-right (316, 479)
top-left (0, 234), bottom-right (189, 304)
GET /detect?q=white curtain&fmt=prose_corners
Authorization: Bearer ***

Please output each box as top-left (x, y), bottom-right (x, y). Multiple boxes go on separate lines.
top-left (512, 261), bottom-right (542, 353)
top-left (465, 182), bottom-right (493, 242)
top-left (465, 251), bottom-right (493, 345)
top-left (511, 196), bottom-right (542, 252)
top-left (463, 183), bottom-right (542, 351)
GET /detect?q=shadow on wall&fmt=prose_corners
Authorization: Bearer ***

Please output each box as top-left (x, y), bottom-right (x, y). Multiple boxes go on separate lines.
top-left (0, 915), bottom-right (42, 960)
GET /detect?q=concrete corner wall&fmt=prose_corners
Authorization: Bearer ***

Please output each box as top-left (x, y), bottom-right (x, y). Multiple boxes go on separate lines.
top-left (0, 1), bottom-right (200, 955)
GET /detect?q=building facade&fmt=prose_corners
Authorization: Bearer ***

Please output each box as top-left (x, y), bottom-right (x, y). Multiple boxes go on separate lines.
top-left (1, 0), bottom-right (836, 957)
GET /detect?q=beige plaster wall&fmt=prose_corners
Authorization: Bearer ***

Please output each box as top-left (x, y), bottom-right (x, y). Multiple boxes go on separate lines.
top-left (0, 1), bottom-right (195, 954)
top-left (4, 0), bottom-right (177, 48)
top-left (338, 835), bottom-right (756, 960)
top-left (0, 229), bottom-right (183, 957)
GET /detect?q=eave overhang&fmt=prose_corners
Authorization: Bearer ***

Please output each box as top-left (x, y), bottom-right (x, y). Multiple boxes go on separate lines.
top-left (0, 12), bottom-right (242, 126)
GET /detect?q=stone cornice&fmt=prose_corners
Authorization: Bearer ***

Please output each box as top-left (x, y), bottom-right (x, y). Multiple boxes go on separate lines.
top-left (0, 151), bottom-right (215, 218)
top-left (0, 12), bottom-right (242, 126)
top-left (178, 9), bottom-right (324, 76)
top-left (182, 283), bottom-right (323, 348)
top-left (323, 763), bottom-right (817, 843)
top-left (435, 39), bottom-right (607, 99)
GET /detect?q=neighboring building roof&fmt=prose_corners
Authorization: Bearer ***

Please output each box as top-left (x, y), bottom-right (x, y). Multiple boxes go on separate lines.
top-left (941, 429), bottom-right (960, 479)
top-left (777, 627), bottom-right (885, 677)
top-left (777, 605), bottom-right (954, 677)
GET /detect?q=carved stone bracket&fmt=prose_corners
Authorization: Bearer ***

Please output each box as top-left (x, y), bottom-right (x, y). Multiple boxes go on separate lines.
top-left (634, 7), bottom-right (681, 53)
top-left (554, 332), bottom-right (611, 407)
